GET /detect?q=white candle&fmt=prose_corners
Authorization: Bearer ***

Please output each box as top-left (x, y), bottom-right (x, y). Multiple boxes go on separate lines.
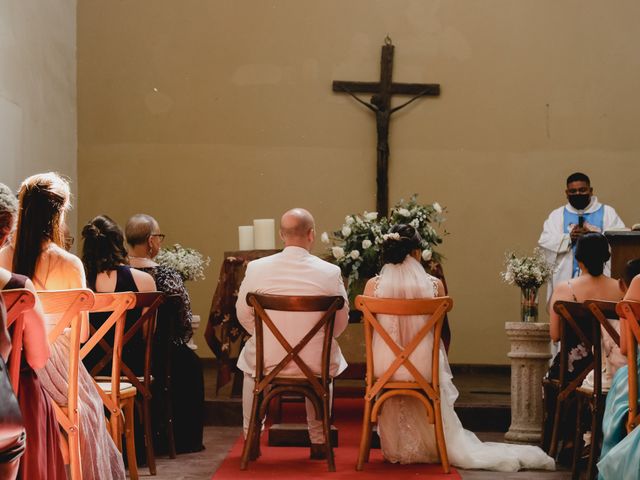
top-left (253, 219), bottom-right (275, 249)
top-left (238, 226), bottom-right (254, 250)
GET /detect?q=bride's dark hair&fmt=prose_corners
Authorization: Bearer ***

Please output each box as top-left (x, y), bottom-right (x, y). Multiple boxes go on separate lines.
top-left (381, 224), bottom-right (422, 265)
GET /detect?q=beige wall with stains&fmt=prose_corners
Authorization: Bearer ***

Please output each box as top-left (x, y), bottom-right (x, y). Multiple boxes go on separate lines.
top-left (77, 0), bottom-right (640, 364)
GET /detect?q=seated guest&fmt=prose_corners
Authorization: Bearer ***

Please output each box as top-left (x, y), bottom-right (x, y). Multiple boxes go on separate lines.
top-left (81, 215), bottom-right (156, 376)
top-left (0, 181), bottom-right (65, 479)
top-left (0, 294), bottom-right (25, 480)
top-left (235, 208), bottom-right (349, 459)
top-left (543, 233), bottom-right (623, 459)
top-left (364, 224), bottom-right (553, 470)
top-left (0, 173), bottom-right (125, 479)
top-left (125, 213), bottom-right (204, 454)
top-left (597, 259), bottom-right (640, 479)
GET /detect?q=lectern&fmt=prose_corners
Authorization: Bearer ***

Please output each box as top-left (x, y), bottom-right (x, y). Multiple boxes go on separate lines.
top-left (604, 231), bottom-right (640, 279)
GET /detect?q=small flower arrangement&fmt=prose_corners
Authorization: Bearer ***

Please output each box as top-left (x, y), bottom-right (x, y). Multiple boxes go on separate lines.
top-left (501, 248), bottom-right (555, 289)
top-left (322, 195), bottom-right (447, 298)
top-left (156, 243), bottom-right (211, 282)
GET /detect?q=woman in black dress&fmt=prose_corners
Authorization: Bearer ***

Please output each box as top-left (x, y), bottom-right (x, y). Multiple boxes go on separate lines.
top-left (125, 213), bottom-right (204, 454)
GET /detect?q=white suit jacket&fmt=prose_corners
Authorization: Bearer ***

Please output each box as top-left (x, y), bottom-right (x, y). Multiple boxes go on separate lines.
top-left (236, 246), bottom-right (349, 378)
top-left (538, 197), bottom-right (624, 304)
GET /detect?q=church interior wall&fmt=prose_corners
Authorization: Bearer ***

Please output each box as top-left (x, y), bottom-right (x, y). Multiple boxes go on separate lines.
top-left (0, 0), bottom-right (78, 231)
top-left (77, 0), bottom-right (640, 364)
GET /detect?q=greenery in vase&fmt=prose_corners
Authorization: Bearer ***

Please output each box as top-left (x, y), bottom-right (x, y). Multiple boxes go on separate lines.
top-left (500, 247), bottom-right (555, 289)
top-left (322, 194), bottom-right (447, 299)
top-left (155, 243), bottom-right (211, 282)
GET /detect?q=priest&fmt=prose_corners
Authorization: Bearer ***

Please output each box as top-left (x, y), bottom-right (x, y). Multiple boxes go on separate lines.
top-left (538, 172), bottom-right (625, 303)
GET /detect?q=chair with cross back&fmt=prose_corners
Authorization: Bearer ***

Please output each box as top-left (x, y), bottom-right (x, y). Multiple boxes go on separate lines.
top-left (1, 288), bottom-right (36, 394)
top-left (354, 294), bottom-right (453, 472)
top-left (239, 292), bottom-right (345, 472)
top-left (616, 300), bottom-right (640, 435)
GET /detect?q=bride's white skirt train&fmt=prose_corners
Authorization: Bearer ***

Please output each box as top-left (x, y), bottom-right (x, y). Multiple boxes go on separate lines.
top-left (377, 360), bottom-right (555, 472)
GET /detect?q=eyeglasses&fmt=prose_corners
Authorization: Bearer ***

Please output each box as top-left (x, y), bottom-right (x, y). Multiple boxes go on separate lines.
top-left (567, 187), bottom-right (591, 195)
top-left (150, 233), bottom-right (166, 242)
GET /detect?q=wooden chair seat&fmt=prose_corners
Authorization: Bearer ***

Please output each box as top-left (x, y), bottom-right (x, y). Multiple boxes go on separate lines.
top-left (355, 295), bottom-right (453, 473)
top-left (97, 381), bottom-right (137, 397)
top-left (240, 293), bottom-right (344, 472)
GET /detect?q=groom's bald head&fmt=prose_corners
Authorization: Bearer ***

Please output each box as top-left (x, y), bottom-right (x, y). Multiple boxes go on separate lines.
top-left (280, 208), bottom-right (315, 250)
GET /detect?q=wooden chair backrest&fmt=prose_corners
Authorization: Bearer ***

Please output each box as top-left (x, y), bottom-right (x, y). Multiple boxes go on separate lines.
top-left (1, 289), bottom-right (36, 394)
top-left (356, 295), bottom-right (453, 404)
top-left (585, 299), bottom-right (621, 347)
top-left (246, 293), bottom-right (344, 397)
top-left (616, 300), bottom-right (640, 432)
top-left (38, 289), bottom-right (96, 437)
top-left (79, 292), bottom-right (137, 416)
top-left (552, 300), bottom-right (598, 398)
top-left (86, 292), bottom-right (164, 399)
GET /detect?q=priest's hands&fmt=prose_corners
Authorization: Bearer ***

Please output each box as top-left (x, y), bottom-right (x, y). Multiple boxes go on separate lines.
top-left (570, 225), bottom-right (589, 243)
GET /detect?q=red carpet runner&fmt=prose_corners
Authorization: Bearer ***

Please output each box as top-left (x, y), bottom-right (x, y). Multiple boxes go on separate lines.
top-left (212, 397), bottom-right (461, 479)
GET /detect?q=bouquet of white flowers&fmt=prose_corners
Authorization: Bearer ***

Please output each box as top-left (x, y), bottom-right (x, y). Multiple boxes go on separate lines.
top-left (501, 248), bottom-right (554, 289)
top-left (155, 244), bottom-right (211, 282)
top-left (322, 195), bottom-right (447, 300)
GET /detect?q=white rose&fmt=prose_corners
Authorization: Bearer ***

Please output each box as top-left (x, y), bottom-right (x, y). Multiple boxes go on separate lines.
top-left (362, 239), bottom-right (372, 249)
top-left (504, 271), bottom-right (515, 283)
top-left (332, 246), bottom-right (345, 260)
top-left (345, 216), bottom-right (354, 225)
top-left (410, 219), bottom-right (419, 228)
top-left (321, 232), bottom-right (329, 244)
top-left (433, 202), bottom-right (443, 213)
top-left (364, 211), bottom-right (378, 221)
top-left (341, 226), bottom-right (352, 237)
top-left (397, 208), bottom-right (410, 217)
top-left (422, 249), bottom-right (433, 261)
top-left (350, 250), bottom-right (360, 260)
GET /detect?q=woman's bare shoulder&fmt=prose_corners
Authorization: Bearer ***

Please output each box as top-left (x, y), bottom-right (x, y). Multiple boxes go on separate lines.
top-left (130, 268), bottom-right (156, 292)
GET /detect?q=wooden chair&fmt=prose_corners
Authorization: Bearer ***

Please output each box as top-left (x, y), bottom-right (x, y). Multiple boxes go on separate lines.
top-left (571, 300), bottom-right (620, 479)
top-left (1, 288), bottom-right (36, 394)
top-left (78, 292), bottom-right (139, 479)
top-left (240, 293), bottom-right (345, 472)
top-left (355, 295), bottom-right (453, 472)
top-left (544, 301), bottom-right (596, 460)
top-left (38, 288), bottom-right (96, 480)
top-left (85, 291), bottom-right (165, 475)
top-left (616, 300), bottom-right (640, 434)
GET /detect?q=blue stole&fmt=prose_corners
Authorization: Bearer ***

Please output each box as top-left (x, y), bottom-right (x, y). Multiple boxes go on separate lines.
top-left (563, 204), bottom-right (605, 277)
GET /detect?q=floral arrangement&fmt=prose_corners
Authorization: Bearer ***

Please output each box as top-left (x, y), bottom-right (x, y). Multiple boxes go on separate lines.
top-left (155, 243), bottom-right (211, 282)
top-left (500, 248), bottom-right (555, 289)
top-left (322, 195), bottom-right (446, 298)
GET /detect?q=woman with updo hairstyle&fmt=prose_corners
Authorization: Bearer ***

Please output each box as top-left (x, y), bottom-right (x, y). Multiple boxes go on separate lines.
top-left (0, 173), bottom-right (126, 479)
top-left (81, 215), bottom-right (156, 376)
top-left (362, 224), bottom-right (554, 470)
top-left (543, 232), bottom-right (624, 460)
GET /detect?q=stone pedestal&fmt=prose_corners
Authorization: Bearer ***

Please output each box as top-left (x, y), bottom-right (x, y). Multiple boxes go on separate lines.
top-left (504, 321), bottom-right (551, 444)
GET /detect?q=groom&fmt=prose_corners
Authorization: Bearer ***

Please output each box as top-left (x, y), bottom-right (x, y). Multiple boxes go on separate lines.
top-left (235, 208), bottom-right (349, 457)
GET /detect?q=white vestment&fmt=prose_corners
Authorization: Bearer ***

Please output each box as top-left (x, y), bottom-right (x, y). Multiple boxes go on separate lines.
top-left (538, 197), bottom-right (624, 304)
top-left (235, 246), bottom-right (349, 443)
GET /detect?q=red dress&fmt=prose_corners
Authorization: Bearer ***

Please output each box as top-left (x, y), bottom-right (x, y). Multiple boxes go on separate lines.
top-left (5, 274), bottom-right (66, 480)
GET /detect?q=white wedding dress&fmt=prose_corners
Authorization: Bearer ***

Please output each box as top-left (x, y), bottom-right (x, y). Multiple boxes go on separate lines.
top-left (374, 256), bottom-right (555, 472)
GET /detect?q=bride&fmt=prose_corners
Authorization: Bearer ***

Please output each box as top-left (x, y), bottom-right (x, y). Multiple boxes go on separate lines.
top-left (363, 224), bottom-right (555, 472)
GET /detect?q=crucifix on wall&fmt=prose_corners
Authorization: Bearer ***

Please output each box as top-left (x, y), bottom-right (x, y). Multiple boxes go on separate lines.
top-left (333, 37), bottom-right (440, 216)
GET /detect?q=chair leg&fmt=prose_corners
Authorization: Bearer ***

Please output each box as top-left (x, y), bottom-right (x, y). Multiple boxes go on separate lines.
top-left (143, 396), bottom-right (156, 475)
top-left (356, 399), bottom-right (373, 471)
top-left (240, 391), bottom-right (261, 470)
top-left (124, 398), bottom-right (139, 480)
top-left (322, 395), bottom-right (335, 472)
top-left (68, 427), bottom-right (82, 480)
top-left (434, 400), bottom-right (450, 474)
top-left (571, 396), bottom-right (584, 479)
top-left (549, 395), bottom-right (565, 458)
top-left (587, 397), bottom-right (603, 480)
top-left (110, 409), bottom-right (123, 451)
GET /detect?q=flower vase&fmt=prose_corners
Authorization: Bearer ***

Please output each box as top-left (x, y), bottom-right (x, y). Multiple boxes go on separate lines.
top-left (520, 286), bottom-right (539, 322)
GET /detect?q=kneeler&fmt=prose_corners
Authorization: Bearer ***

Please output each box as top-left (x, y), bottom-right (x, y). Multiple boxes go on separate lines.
top-left (354, 295), bottom-right (453, 472)
top-left (240, 293), bottom-right (344, 472)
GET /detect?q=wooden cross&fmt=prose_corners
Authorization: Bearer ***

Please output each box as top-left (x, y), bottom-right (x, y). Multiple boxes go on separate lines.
top-left (333, 37), bottom-right (440, 216)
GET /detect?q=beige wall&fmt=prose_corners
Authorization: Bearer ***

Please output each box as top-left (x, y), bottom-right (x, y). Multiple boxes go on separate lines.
top-left (77, 0), bottom-right (640, 364)
top-left (0, 0), bottom-right (77, 229)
